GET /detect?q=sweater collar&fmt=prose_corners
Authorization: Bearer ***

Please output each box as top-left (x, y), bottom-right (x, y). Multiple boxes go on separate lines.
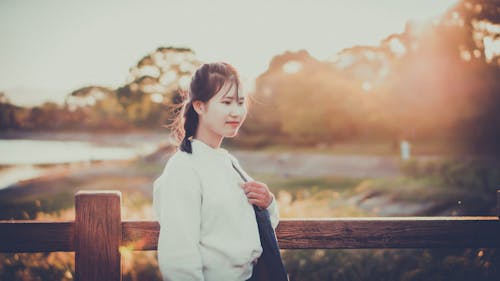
top-left (191, 139), bottom-right (229, 159)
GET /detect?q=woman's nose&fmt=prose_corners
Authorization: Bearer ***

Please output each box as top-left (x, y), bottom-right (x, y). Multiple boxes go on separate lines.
top-left (230, 103), bottom-right (245, 116)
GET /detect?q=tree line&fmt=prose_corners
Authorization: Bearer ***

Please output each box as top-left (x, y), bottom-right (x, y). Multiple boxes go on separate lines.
top-left (1, 0), bottom-right (499, 154)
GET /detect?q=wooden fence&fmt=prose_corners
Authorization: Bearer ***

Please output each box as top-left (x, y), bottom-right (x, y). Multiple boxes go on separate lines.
top-left (1, 190), bottom-right (500, 281)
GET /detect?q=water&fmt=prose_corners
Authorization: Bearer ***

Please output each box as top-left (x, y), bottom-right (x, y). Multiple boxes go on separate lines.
top-left (0, 138), bottom-right (159, 189)
top-left (0, 139), bottom-right (157, 165)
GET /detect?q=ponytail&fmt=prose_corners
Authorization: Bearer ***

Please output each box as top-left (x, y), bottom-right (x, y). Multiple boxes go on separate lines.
top-left (179, 102), bottom-right (199, 153)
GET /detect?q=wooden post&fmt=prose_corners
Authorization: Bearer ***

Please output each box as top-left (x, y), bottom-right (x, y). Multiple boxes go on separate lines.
top-left (75, 191), bottom-right (122, 281)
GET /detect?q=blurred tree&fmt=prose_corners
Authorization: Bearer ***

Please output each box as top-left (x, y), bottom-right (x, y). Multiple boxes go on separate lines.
top-left (0, 92), bottom-right (9, 104)
top-left (249, 49), bottom-right (383, 144)
top-left (445, 0), bottom-right (500, 156)
top-left (60, 47), bottom-right (201, 130)
top-left (122, 47), bottom-right (201, 127)
top-left (0, 93), bottom-right (25, 130)
top-left (379, 0), bottom-right (500, 154)
top-left (66, 86), bottom-right (127, 129)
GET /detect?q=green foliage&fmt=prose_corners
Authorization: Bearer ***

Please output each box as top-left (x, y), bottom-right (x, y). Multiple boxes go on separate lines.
top-left (0, 253), bottom-right (74, 281)
top-left (0, 191), bottom-right (74, 220)
top-left (282, 248), bottom-right (500, 281)
top-left (2, 0), bottom-right (499, 156)
top-left (400, 159), bottom-right (500, 193)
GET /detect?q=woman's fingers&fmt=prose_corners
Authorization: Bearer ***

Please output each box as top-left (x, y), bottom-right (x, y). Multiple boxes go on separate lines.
top-left (242, 185), bottom-right (263, 195)
top-left (248, 198), bottom-right (261, 206)
top-left (246, 191), bottom-right (264, 200)
top-left (241, 181), bottom-right (273, 209)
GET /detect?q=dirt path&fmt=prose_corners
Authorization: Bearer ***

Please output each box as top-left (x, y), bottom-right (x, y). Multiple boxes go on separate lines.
top-left (232, 150), bottom-right (402, 178)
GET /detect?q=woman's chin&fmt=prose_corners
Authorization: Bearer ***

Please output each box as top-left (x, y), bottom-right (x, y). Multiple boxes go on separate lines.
top-left (224, 129), bottom-right (240, 138)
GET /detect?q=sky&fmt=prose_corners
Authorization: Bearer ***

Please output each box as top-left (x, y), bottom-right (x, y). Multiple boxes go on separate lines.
top-left (0, 0), bottom-right (458, 107)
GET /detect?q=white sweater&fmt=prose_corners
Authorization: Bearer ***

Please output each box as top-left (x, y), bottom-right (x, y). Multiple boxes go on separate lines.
top-left (153, 139), bottom-right (280, 281)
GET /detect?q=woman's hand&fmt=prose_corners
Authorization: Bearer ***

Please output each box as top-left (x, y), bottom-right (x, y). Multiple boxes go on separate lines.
top-left (240, 181), bottom-right (274, 209)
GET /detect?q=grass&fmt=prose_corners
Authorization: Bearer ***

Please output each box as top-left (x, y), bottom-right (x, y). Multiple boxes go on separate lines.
top-left (1, 153), bottom-right (499, 280)
top-left (251, 171), bottom-right (498, 218)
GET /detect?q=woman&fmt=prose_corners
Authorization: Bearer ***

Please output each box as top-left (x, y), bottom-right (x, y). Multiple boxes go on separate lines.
top-left (153, 62), bottom-right (281, 281)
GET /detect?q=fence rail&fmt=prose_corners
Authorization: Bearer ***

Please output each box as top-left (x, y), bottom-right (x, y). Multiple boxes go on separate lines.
top-left (1, 190), bottom-right (499, 281)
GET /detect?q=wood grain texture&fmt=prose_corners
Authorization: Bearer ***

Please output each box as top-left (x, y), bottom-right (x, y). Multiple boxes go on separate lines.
top-left (120, 217), bottom-right (500, 250)
top-left (75, 191), bottom-right (122, 281)
top-left (0, 221), bottom-right (74, 252)
top-left (2, 217), bottom-right (499, 253)
top-left (276, 217), bottom-right (500, 249)
top-left (122, 220), bottom-right (159, 251)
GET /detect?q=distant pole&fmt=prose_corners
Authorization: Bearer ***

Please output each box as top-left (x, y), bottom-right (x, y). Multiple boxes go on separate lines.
top-left (400, 140), bottom-right (411, 160)
top-left (75, 191), bottom-right (122, 281)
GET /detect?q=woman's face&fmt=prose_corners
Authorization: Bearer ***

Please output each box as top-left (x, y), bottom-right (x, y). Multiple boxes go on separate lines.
top-left (197, 82), bottom-right (247, 139)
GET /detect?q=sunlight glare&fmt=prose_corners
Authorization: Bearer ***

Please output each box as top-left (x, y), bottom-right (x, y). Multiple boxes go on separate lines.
top-left (483, 36), bottom-right (500, 63)
top-left (159, 70), bottom-right (178, 86)
top-left (179, 75), bottom-right (191, 90)
top-left (460, 45), bottom-right (472, 62)
top-left (389, 38), bottom-right (406, 57)
top-left (282, 61), bottom-right (303, 74)
top-left (138, 65), bottom-right (161, 78)
top-left (333, 54), bottom-right (355, 69)
top-left (362, 81), bottom-right (372, 92)
top-left (151, 93), bottom-right (164, 103)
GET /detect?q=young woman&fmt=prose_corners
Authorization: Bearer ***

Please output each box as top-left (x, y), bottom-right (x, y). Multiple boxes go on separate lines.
top-left (153, 62), bottom-right (280, 281)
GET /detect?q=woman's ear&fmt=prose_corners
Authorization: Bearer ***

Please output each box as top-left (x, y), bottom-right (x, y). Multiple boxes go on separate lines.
top-left (192, 100), bottom-right (204, 115)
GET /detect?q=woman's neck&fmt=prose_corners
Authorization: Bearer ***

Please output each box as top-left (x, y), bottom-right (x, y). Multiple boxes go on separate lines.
top-left (194, 128), bottom-right (223, 149)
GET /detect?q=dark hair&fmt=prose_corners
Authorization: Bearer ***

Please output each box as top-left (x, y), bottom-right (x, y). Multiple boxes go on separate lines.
top-left (172, 62), bottom-right (241, 153)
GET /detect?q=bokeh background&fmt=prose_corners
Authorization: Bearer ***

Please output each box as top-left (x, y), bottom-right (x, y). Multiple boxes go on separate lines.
top-left (1, 0), bottom-right (499, 280)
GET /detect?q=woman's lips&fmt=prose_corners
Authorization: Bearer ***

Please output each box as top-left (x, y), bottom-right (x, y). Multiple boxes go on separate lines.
top-left (226, 121), bottom-right (240, 127)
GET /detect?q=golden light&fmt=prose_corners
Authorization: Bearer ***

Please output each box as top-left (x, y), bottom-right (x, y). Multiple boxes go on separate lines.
top-left (389, 38), bottom-right (406, 57)
top-left (473, 49), bottom-right (482, 58)
top-left (332, 54), bottom-right (355, 69)
top-left (159, 70), bottom-right (177, 86)
top-left (179, 75), bottom-right (191, 90)
top-left (151, 93), bottom-right (164, 103)
top-left (119, 244), bottom-right (135, 273)
top-left (282, 61), bottom-right (303, 74)
top-left (86, 96), bottom-right (96, 106)
top-left (474, 3), bottom-right (483, 13)
top-left (364, 50), bottom-right (376, 61)
top-left (362, 81), bottom-right (372, 92)
top-left (130, 83), bottom-right (139, 92)
top-left (152, 52), bottom-right (167, 66)
top-left (64, 270), bottom-right (73, 279)
top-left (483, 36), bottom-right (500, 63)
top-left (142, 83), bottom-right (166, 94)
top-left (460, 49), bottom-right (472, 62)
top-left (138, 65), bottom-right (161, 78)
top-left (180, 61), bottom-right (196, 72)
top-left (469, 20), bottom-right (500, 64)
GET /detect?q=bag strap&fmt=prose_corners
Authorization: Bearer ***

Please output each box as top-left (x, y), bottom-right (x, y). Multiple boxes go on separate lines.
top-left (231, 161), bottom-right (261, 212)
top-left (231, 161), bottom-right (249, 183)
top-left (230, 159), bottom-right (288, 281)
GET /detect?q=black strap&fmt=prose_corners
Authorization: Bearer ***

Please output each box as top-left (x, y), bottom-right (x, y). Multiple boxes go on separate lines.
top-left (231, 161), bottom-right (288, 281)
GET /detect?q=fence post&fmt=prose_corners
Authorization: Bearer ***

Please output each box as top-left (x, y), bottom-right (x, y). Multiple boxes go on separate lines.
top-left (75, 191), bottom-right (122, 281)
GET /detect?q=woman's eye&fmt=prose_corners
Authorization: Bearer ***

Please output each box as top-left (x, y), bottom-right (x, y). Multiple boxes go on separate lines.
top-left (222, 101), bottom-right (231, 105)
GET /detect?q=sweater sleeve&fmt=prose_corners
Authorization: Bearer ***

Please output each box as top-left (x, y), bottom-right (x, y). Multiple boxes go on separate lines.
top-left (266, 194), bottom-right (280, 230)
top-left (153, 157), bottom-right (204, 281)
